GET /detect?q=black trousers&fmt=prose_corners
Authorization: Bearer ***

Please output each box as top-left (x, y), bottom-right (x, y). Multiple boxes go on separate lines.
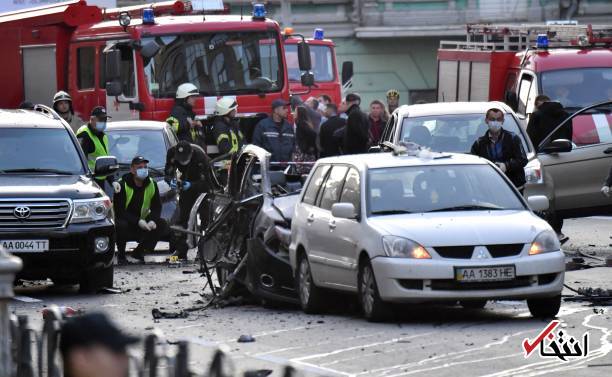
top-left (116, 217), bottom-right (169, 254)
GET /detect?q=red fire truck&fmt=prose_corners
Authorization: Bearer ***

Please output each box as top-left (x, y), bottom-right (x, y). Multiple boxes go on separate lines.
top-left (0, 0), bottom-right (312, 130)
top-left (283, 28), bottom-right (353, 106)
top-left (437, 23), bottom-right (612, 119)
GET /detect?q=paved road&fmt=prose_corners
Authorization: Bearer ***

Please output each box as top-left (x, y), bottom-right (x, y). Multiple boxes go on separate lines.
top-left (9, 218), bottom-right (612, 377)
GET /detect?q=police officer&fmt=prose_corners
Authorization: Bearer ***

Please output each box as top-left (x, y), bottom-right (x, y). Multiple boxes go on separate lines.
top-left (113, 156), bottom-right (168, 264)
top-left (213, 97), bottom-right (244, 155)
top-left (164, 141), bottom-right (214, 260)
top-left (166, 83), bottom-right (203, 143)
top-left (53, 91), bottom-right (80, 131)
top-left (77, 106), bottom-right (113, 190)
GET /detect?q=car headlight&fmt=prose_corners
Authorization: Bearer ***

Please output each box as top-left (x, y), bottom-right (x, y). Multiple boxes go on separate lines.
top-left (70, 198), bottom-right (112, 224)
top-left (382, 236), bottom-right (431, 259)
top-left (525, 159), bottom-right (543, 184)
top-left (529, 230), bottom-right (560, 255)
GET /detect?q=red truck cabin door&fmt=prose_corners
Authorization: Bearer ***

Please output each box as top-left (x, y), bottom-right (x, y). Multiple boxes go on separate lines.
top-left (69, 41), bottom-right (106, 123)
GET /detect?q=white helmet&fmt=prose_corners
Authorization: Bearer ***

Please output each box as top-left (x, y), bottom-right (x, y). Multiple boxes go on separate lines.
top-left (53, 90), bottom-right (72, 104)
top-left (176, 83), bottom-right (199, 99)
top-left (214, 97), bottom-right (238, 116)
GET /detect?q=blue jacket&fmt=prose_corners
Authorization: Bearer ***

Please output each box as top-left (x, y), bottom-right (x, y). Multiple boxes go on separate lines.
top-left (252, 117), bottom-right (295, 162)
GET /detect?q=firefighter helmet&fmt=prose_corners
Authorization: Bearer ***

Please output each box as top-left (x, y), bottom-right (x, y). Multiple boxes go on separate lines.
top-left (386, 89), bottom-right (400, 99)
top-left (214, 97), bottom-right (238, 116)
top-left (176, 83), bottom-right (200, 99)
top-left (53, 91), bottom-right (72, 104)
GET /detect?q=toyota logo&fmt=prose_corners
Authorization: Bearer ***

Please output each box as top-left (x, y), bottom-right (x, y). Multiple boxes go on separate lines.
top-left (13, 206), bottom-right (31, 219)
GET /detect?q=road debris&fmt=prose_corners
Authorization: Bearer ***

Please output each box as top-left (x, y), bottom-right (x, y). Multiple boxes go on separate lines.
top-left (237, 334), bottom-right (256, 343)
top-left (152, 308), bottom-right (189, 319)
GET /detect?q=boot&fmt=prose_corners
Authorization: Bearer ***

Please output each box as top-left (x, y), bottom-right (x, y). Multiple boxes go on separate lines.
top-left (117, 252), bottom-right (128, 266)
top-left (131, 245), bottom-right (146, 262)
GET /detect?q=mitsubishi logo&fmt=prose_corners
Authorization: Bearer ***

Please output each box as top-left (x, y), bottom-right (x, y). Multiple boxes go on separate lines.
top-left (13, 206), bottom-right (31, 219)
top-left (475, 249), bottom-right (490, 259)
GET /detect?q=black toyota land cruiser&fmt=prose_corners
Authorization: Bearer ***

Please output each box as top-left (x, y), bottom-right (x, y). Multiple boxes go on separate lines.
top-left (0, 106), bottom-right (118, 292)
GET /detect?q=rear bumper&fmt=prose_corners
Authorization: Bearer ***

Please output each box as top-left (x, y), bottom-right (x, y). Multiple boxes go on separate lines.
top-left (2, 220), bottom-right (115, 281)
top-left (371, 252), bottom-right (565, 303)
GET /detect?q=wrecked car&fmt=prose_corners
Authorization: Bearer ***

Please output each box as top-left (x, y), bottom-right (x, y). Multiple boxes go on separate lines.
top-left (186, 145), bottom-right (310, 305)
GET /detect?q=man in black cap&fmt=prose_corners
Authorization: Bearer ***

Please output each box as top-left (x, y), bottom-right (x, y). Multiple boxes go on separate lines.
top-left (164, 141), bottom-right (215, 260)
top-left (113, 156), bottom-right (168, 264)
top-left (60, 312), bottom-right (139, 377)
top-left (76, 106), bottom-right (114, 190)
top-left (252, 99), bottom-right (295, 163)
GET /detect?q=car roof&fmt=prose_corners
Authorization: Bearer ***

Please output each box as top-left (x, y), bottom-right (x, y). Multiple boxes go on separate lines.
top-left (0, 109), bottom-right (66, 128)
top-left (393, 101), bottom-right (514, 118)
top-left (318, 151), bottom-right (489, 171)
top-left (105, 121), bottom-right (168, 130)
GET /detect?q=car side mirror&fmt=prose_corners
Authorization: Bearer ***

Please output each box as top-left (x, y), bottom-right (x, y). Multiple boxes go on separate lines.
top-left (341, 61), bottom-right (354, 86)
top-left (297, 41), bottom-right (312, 71)
top-left (94, 156), bottom-right (119, 177)
top-left (331, 202), bottom-right (357, 219)
top-left (104, 50), bottom-right (122, 81)
top-left (300, 71), bottom-right (315, 87)
top-left (105, 81), bottom-right (123, 97)
top-left (505, 91), bottom-right (518, 112)
top-left (540, 139), bottom-right (572, 154)
top-left (140, 40), bottom-right (160, 59)
top-left (527, 195), bottom-right (549, 212)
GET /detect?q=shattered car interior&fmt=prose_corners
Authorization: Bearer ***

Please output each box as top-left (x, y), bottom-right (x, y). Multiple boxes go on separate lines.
top-left (186, 145), bottom-right (311, 306)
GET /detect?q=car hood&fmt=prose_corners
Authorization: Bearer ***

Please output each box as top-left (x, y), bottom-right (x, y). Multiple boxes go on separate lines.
top-left (272, 193), bottom-right (300, 222)
top-left (0, 174), bottom-right (104, 199)
top-left (367, 210), bottom-right (548, 246)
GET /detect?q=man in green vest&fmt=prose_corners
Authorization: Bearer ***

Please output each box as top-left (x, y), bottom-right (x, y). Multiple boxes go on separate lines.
top-left (76, 106), bottom-right (114, 190)
top-left (113, 156), bottom-right (168, 264)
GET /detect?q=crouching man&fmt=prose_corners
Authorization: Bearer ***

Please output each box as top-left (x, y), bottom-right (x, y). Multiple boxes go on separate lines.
top-left (113, 156), bottom-right (168, 264)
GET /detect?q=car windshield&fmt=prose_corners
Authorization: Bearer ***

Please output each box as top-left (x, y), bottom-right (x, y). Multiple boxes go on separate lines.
top-left (285, 44), bottom-right (334, 82)
top-left (107, 130), bottom-right (166, 169)
top-left (400, 113), bottom-right (530, 153)
top-left (0, 128), bottom-right (84, 174)
top-left (367, 164), bottom-right (524, 215)
top-left (143, 31), bottom-right (283, 97)
top-left (541, 67), bottom-right (612, 109)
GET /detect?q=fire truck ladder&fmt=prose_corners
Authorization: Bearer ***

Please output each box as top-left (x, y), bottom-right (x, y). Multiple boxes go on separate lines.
top-left (440, 23), bottom-right (612, 52)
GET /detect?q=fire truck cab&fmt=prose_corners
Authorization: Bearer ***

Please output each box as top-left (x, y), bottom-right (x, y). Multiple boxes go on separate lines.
top-left (0, 0), bottom-right (313, 139)
top-left (283, 28), bottom-right (353, 106)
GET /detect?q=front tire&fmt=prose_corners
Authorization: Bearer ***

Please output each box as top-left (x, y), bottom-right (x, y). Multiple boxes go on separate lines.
top-left (297, 254), bottom-right (325, 314)
top-left (527, 295), bottom-right (561, 318)
top-left (79, 265), bottom-right (114, 293)
top-left (358, 261), bottom-right (389, 322)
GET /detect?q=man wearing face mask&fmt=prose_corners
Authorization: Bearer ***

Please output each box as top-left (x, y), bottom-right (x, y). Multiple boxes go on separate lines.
top-left (77, 106), bottom-right (114, 190)
top-left (165, 141), bottom-right (215, 260)
top-left (113, 156), bottom-right (167, 264)
top-left (471, 108), bottom-right (527, 190)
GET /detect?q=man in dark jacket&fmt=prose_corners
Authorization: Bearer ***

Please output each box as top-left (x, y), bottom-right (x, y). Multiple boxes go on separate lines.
top-left (319, 103), bottom-right (346, 157)
top-left (527, 96), bottom-right (571, 149)
top-left (343, 93), bottom-right (370, 154)
top-left (253, 99), bottom-right (295, 163)
top-left (165, 141), bottom-right (215, 260)
top-left (166, 83), bottom-right (203, 144)
top-left (471, 108), bottom-right (528, 189)
top-left (114, 156), bottom-right (168, 264)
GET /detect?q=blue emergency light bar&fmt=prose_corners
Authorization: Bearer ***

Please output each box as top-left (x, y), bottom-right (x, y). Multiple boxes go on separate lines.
top-left (314, 28), bottom-right (324, 40)
top-left (252, 3), bottom-right (266, 19)
top-left (536, 34), bottom-right (549, 49)
top-left (142, 8), bottom-right (155, 25)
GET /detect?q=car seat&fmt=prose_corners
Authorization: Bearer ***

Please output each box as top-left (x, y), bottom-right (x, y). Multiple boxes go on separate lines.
top-left (408, 125), bottom-right (432, 147)
top-left (371, 179), bottom-right (404, 212)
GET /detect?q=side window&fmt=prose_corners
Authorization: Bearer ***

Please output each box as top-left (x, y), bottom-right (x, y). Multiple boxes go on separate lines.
top-left (571, 103), bottom-right (612, 147)
top-left (318, 165), bottom-right (349, 210)
top-left (339, 168), bottom-right (361, 214)
top-left (517, 75), bottom-right (533, 115)
top-left (117, 45), bottom-right (136, 98)
top-left (99, 47), bottom-right (106, 89)
top-left (526, 77), bottom-right (538, 115)
top-left (77, 47), bottom-right (96, 90)
top-left (303, 165), bottom-right (330, 205)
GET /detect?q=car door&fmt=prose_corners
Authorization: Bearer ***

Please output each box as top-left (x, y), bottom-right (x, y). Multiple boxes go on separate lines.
top-left (308, 165), bottom-right (349, 287)
top-left (538, 102), bottom-right (612, 216)
top-left (326, 167), bottom-right (362, 290)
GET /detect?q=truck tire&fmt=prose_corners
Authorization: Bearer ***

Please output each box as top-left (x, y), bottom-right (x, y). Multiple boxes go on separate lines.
top-left (527, 295), bottom-right (561, 318)
top-left (79, 265), bottom-right (114, 294)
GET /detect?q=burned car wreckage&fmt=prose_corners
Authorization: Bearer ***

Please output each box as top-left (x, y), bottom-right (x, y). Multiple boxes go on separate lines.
top-left (183, 145), bottom-right (309, 305)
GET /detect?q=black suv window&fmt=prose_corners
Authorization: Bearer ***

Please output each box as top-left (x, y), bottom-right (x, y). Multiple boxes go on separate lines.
top-left (0, 128), bottom-right (85, 174)
top-left (318, 165), bottom-right (348, 210)
top-left (302, 165), bottom-right (329, 205)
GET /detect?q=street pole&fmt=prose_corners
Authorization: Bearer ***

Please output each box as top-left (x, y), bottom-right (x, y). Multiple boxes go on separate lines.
top-left (0, 247), bottom-right (23, 376)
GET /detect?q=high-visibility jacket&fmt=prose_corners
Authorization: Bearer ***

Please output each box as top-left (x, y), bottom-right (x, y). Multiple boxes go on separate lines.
top-left (122, 177), bottom-right (156, 220)
top-left (76, 125), bottom-right (109, 176)
top-left (213, 118), bottom-right (244, 155)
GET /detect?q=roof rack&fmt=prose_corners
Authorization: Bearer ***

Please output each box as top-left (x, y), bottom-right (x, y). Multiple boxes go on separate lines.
top-left (32, 104), bottom-right (62, 122)
top-left (440, 23), bottom-right (612, 52)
